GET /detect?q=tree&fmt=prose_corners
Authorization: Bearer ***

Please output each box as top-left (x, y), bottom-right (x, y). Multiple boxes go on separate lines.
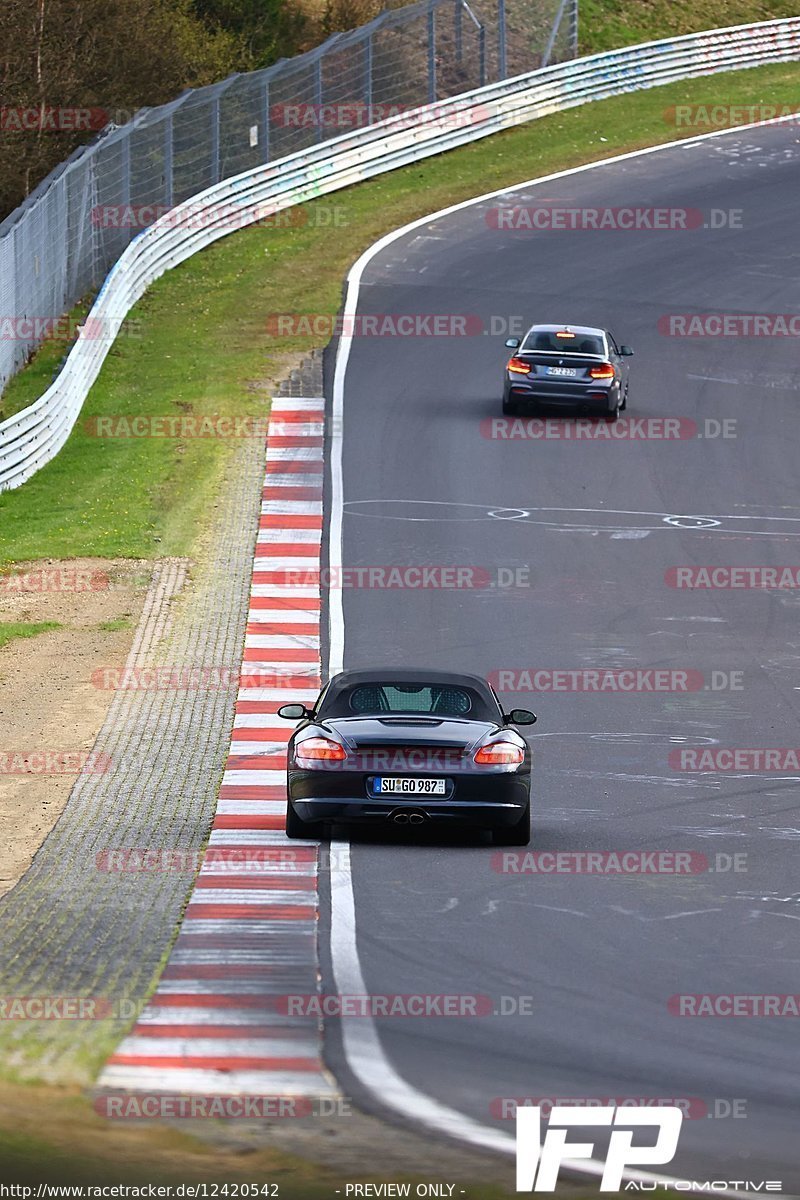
top-left (0, 0), bottom-right (238, 220)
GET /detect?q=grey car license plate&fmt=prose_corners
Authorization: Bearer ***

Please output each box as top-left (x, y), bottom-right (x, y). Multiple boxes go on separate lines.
top-left (374, 777), bottom-right (446, 795)
top-left (547, 366), bottom-right (577, 376)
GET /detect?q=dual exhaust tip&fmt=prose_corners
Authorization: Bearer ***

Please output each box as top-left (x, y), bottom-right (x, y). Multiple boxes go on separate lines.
top-left (390, 809), bottom-right (427, 825)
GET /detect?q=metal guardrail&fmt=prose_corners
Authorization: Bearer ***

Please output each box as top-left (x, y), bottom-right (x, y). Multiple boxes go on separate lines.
top-left (2, 16), bottom-right (799, 491)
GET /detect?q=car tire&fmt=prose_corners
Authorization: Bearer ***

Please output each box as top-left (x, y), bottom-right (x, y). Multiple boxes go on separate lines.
top-left (492, 803), bottom-right (531, 846)
top-left (620, 386), bottom-right (628, 412)
top-left (502, 396), bottom-right (519, 416)
top-left (604, 399), bottom-right (620, 422)
top-left (285, 801), bottom-right (328, 840)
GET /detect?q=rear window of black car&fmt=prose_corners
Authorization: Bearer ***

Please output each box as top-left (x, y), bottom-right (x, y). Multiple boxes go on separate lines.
top-left (522, 331), bottom-right (605, 356)
top-left (316, 681), bottom-right (496, 715)
top-left (315, 677), bottom-right (503, 722)
top-left (348, 684), bottom-right (473, 716)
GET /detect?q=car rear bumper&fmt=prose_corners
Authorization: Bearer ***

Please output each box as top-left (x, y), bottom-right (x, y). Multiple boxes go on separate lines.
top-left (288, 769), bottom-right (529, 827)
top-left (505, 380), bottom-right (618, 411)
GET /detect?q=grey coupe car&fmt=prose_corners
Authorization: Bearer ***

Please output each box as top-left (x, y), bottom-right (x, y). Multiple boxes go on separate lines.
top-left (502, 323), bottom-right (633, 419)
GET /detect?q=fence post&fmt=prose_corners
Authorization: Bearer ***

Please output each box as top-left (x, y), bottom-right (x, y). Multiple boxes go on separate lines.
top-left (163, 113), bottom-right (174, 209)
top-left (427, 0), bottom-right (436, 104)
top-left (211, 94), bottom-right (221, 185)
top-left (262, 79), bottom-right (271, 164)
top-left (570, 0), bottom-right (579, 57)
top-left (497, 0), bottom-right (507, 78)
top-left (121, 129), bottom-right (131, 229)
top-left (455, 0), bottom-right (462, 64)
top-left (479, 23), bottom-right (486, 85)
top-left (314, 57), bottom-right (323, 143)
top-left (364, 33), bottom-right (373, 113)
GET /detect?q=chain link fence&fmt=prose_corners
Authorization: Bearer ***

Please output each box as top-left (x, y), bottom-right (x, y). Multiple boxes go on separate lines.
top-left (0, 0), bottom-right (576, 408)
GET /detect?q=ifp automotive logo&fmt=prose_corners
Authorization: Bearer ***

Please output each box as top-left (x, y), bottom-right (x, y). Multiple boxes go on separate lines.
top-left (515, 1104), bottom-right (683, 1191)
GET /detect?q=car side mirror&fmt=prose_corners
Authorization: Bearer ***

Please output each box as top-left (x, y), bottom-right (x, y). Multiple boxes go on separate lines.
top-left (278, 703), bottom-right (310, 720)
top-left (504, 708), bottom-right (537, 726)
top-left (505, 337), bottom-right (521, 349)
top-left (620, 345), bottom-right (634, 356)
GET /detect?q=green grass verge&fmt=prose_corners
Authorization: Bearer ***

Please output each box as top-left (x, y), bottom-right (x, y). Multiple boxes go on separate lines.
top-left (578, 0), bottom-right (799, 54)
top-left (0, 620), bottom-right (61, 649)
top-left (1, 60), bottom-right (798, 566)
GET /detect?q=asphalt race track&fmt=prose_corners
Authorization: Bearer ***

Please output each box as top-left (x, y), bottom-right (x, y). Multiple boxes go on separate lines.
top-left (319, 122), bottom-right (800, 1188)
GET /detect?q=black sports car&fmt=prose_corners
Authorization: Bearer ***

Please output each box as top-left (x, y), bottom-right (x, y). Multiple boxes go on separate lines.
top-left (502, 323), bottom-right (633, 419)
top-left (278, 668), bottom-right (536, 845)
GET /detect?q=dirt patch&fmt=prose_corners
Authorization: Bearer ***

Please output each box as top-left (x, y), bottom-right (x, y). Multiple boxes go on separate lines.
top-left (0, 560), bottom-right (150, 897)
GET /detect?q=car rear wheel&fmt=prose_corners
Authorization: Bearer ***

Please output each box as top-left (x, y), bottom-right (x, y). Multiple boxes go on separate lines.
top-left (285, 802), bottom-right (328, 840)
top-left (502, 396), bottom-right (519, 416)
top-left (604, 399), bottom-right (621, 422)
top-left (492, 803), bottom-right (531, 846)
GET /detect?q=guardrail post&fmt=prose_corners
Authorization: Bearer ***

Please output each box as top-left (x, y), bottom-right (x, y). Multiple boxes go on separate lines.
top-left (570, 0), bottom-right (579, 57)
top-left (498, 0), bottom-right (507, 78)
top-left (163, 113), bottom-right (174, 209)
top-left (479, 23), bottom-right (486, 85)
top-left (455, 0), bottom-right (463, 64)
top-left (211, 94), bottom-right (221, 185)
top-left (427, 0), bottom-right (437, 103)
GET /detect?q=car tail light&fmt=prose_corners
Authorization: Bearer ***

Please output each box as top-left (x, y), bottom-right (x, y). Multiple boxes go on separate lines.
top-left (589, 363), bottom-right (615, 380)
top-left (555, 330), bottom-right (576, 339)
top-left (474, 741), bottom-right (525, 765)
top-left (296, 736), bottom-right (346, 761)
top-left (507, 357), bottom-right (532, 374)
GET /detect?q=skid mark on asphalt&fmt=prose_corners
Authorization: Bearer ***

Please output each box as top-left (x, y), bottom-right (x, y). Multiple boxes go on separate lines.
top-left (98, 397), bottom-right (337, 1100)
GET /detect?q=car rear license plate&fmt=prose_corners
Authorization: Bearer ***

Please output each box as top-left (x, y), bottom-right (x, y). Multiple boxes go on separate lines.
top-left (374, 777), bottom-right (446, 795)
top-left (547, 366), bottom-right (577, 376)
